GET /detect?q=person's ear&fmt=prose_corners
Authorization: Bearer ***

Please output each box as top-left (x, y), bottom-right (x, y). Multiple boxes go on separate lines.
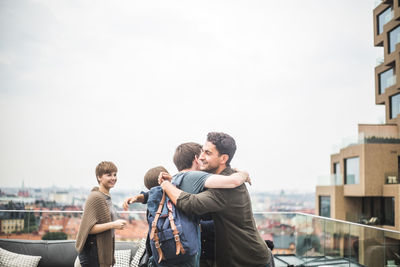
top-left (192, 156), bottom-right (200, 168)
top-left (220, 154), bottom-right (229, 165)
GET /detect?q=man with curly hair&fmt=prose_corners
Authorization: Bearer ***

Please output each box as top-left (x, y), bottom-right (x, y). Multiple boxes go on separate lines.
top-left (160, 132), bottom-right (272, 267)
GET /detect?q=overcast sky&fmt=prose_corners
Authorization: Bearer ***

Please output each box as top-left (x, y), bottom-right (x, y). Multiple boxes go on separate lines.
top-left (0, 0), bottom-right (383, 193)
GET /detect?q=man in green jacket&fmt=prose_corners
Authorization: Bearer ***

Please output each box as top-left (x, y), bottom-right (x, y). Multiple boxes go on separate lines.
top-left (159, 132), bottom-right (272, 267)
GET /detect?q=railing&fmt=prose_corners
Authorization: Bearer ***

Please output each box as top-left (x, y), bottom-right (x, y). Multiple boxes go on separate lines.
top-left (374, 0), bottom-right (383, 8)
top-left (376, 57), bottom-right (384, 66)
top-left (317, 174), bottom-right (343, 186)
top-left (0, 209), bottom-right (147, 241)
top-left (1, 210), bottom-right (400, 266)
top-left (332, 135), bottom-right (400, 155)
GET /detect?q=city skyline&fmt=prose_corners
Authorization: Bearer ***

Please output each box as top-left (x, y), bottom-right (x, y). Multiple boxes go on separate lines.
top-left (0, 0), bottom-right (382, 192)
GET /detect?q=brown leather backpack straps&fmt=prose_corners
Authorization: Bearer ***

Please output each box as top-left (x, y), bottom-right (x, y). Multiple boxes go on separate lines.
top-left (149, 191), bottom-right (166, 240)
top-left (167, 200), bottom-right (186, 255)
top-left (153, 228), bottom-right (165, 263)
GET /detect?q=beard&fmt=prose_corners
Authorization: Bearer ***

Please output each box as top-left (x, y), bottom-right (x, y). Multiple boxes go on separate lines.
top-left (200, 164), bottom-right (219, 174)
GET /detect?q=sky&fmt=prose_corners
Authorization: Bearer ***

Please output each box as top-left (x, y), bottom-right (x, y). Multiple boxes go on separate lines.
top-left (0, 0), bottom-right (384, 193)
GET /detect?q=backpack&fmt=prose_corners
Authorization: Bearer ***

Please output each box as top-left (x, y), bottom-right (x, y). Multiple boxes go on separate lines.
top-left (146, 175), bottom-right (199, 265)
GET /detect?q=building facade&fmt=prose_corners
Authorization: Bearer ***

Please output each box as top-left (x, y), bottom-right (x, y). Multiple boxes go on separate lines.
top-left (316, 1), bottom-right (400, 232)
top-left (0, 218), bottom-right (24, 234)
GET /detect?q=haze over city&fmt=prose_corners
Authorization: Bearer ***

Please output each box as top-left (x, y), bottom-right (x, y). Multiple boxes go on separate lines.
top-left (0, 0), bottom-right (383, 193)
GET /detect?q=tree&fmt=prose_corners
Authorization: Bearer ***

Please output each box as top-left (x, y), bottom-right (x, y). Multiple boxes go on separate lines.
top-left (23, 212), bottom-right (38, 233)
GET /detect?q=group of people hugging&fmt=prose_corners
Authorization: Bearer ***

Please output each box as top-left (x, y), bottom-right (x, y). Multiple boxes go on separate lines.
top-left (75, 132), bottom-right (274, 267)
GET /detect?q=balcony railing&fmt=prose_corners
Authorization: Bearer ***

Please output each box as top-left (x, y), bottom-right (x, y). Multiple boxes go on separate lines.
top-left (1, 210), bottom-right (400, 266)
top-left (376, 57), bottom-right (384, 66)
top-left (317, 174), bottom-right (343, 186)
top-left (375, 0), bottom-right (383, 8)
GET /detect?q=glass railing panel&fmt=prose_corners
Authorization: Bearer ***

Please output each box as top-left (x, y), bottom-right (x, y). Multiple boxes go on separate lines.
top-left (290, 213), bottom-right (325, 264)
top-left (350, 222), bottom-right (385, 267)
top-left (335, 174), bottom-right (343, 185)
top-left (376, 57), bottom-right (384, 66)
top-left (323, 218), bottom-right (353, 265)
top-left (0, 210), bottom-right (147, 241)
top-left (383, 230), bottom-right (400, 267)
top-left (375, 0), bottom-right (383, 9)
top-left (316, 174), bottom-right (343, 186)
top-left (294, 213), bottom-right (312, 258)
top-left (252, 212), bottom-right (297, 255)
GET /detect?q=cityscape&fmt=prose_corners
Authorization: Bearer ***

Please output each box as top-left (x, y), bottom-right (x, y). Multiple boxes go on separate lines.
top-left (0, 184), bottom-right (315, 254)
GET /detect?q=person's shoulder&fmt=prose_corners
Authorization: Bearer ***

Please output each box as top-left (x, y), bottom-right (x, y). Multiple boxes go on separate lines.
top-left (148, 186), bottom-right (163, 200)
top-left (181, 171), bottom-right (211, 185)
top-left (220, 167), bottom-right (235, 176)
top-left (174, 171), bottom-right (210, 183)
top-left (210, 183), bottom-right (246, 194)
top-left (149, 185), bottom-right (162, 193)
top-left (185, 171), bottom-right (210, 177)
top-left (86, 188), bottom-right (104, 202)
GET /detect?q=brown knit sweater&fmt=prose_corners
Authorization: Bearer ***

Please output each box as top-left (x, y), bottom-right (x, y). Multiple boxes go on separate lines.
top-left (75, 187), bottom-right (115, 267)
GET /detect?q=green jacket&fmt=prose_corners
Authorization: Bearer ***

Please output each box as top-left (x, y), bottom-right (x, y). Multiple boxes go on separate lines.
top-left (177, 167), bottom-right (270, 267)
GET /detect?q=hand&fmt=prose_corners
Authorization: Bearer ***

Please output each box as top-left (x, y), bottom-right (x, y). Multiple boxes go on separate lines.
top-left (123, 197), bottom-right (137, 211)
top-left (113, 219), bottom-right (127, 230)
top-left (160, 180), bottom-right (171, 190)
top-left (158, 172), bottom-right (172, 185)
top-left (240, 170), bottom-right (251, 185)
top-left (239, 171), bottom-right (251, 185)
top-left (245, 174), bottom-right (252, 185)
top-left (234, 169), bottom-right (251, 186)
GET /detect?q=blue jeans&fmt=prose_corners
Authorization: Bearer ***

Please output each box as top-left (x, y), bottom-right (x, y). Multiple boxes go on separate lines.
top-left (78, 235), bottom-right (99, 267)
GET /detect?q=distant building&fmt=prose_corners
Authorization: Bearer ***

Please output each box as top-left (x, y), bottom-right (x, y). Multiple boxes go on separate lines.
top-left (0, 196), bottom-right (35, 205)
top-left (316, 1), bottom-right (400, 231)
top-left (64, 217), bottom-right (81, 239)
top-left (0, 212), bottom-right (24, 234)
top-left (17, 190), bottom-right (29, 198)
top-left (49, 191), bottom-right (72, 205)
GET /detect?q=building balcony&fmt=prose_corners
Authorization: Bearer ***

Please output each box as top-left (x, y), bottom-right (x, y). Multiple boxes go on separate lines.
top-left (1, 210), bottom-right (400, 266)
top-left (317, 174), bottom-right (343, 186)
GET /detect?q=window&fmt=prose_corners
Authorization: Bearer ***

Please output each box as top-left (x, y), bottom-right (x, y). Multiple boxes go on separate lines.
top-left (390, 94), bottom-right (400, 119)
top-left (379, 68), bottom-right (395, 94)
top-left (378, 8), bottom-right (393, 35)
top-left (362, 197), bottom-right (394, 226)
top-left (389, 26), bottom-right (400, 53)
top-left (345, 157), bottom-right (359, 184)
top-left (384, 197), bottom-right (395, 226)
top-left (319, 196), bottom-right (331, 218)
top-left (333, 162), bottom-right (341, 185)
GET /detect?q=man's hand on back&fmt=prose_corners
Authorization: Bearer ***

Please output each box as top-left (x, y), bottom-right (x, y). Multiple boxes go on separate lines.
top-left (158, 171), bottom-right (172, 185)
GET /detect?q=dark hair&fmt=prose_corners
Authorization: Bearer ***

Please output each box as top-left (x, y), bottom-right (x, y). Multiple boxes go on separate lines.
top-left (95, 161), bottom-right (118, 183)
top-left (207, 132), bottom-right (236, 165)
top-left (144, 166), bottom-right (168, 190)
top-left (173, 142), bottom-right (202, 171)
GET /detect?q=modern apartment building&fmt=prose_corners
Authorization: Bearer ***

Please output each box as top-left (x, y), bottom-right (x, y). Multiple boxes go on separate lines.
top-left (316, 0), bottom-right (400, 232)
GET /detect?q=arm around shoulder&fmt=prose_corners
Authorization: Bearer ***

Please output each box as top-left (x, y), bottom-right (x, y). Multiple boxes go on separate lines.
top-left (177, 189), bottom-right (226, 215)
top-left (204, 171), bottom-right (249, 189)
